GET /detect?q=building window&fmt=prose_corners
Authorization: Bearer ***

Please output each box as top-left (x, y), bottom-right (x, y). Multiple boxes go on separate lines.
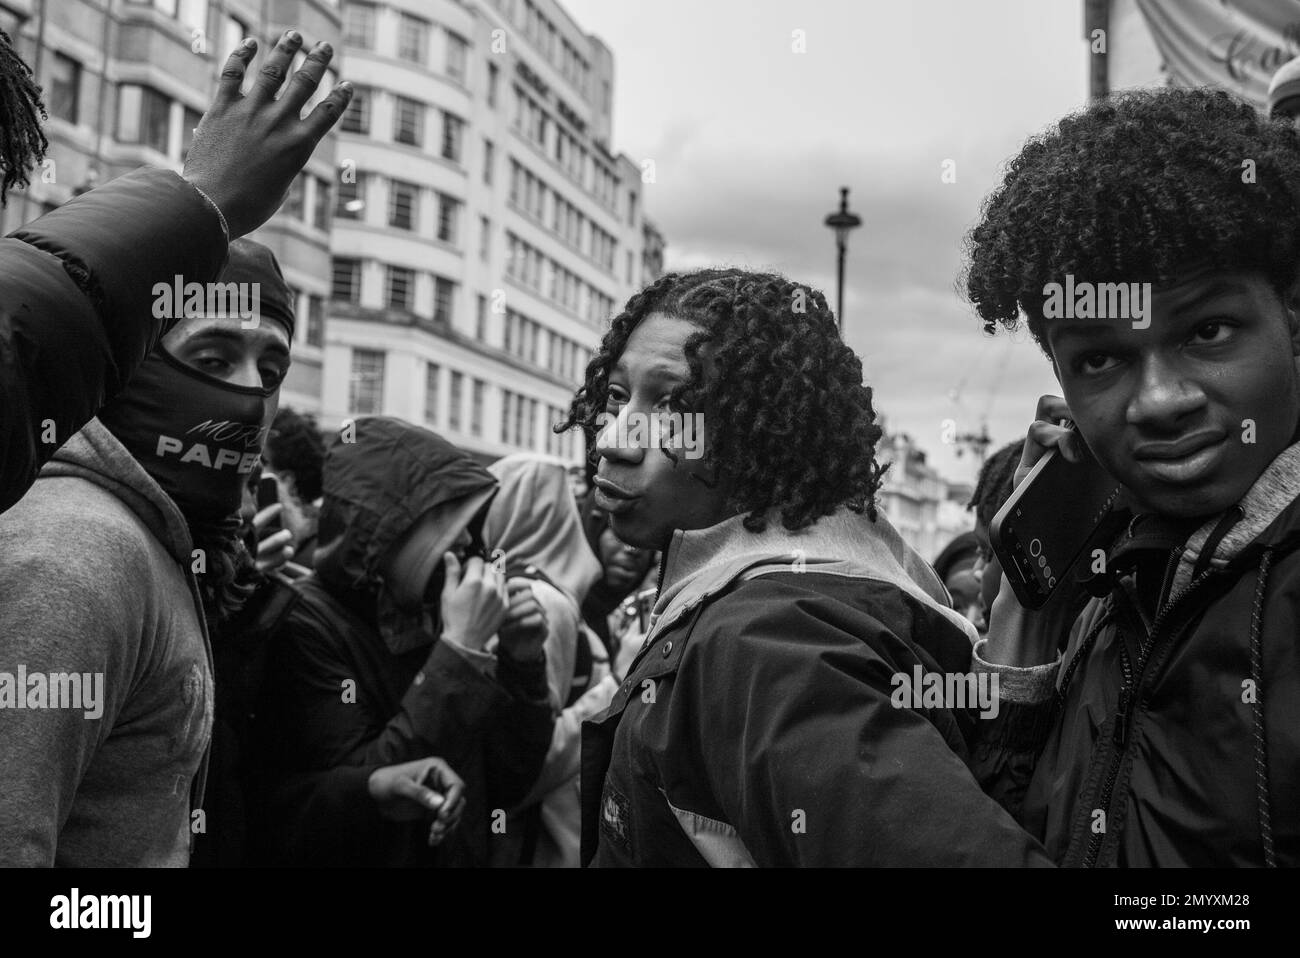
top-left (181, 106), bottom-right (202, 162)
top-left (178, 0), bottom-right (208, 33)
top-left (482, 138), bottom-right (494, 185)
top-left (478, 216), bottom-right (490, 262)
top-left (49, 54), bottom-right (81, 124)
top-left (487, 62), bottom-right (499, 107)
top-left (341, 85), bottom-right (370, 134)
top-left (436, 193), bottom-right (460, 244)
top-left (344, 2), bottom-right (376, 49)
top-left (433, 277), bottom-right (454, 325)
top-left (335, 171), bottom-right (366, 219)
top-left (425, 363), bottom-right (440, 425)
top-left (348, 348), bottom-right (385, 415)
top-left (398, 13), bottom-right (429, 64)
top-left (476, 294), bottom-right (487, 341)
top-left (393, 96), bottom-right (424, 147)
top-left (388, 179), bottom-right (419, 230)
top-left (386, 265), bottom-right (414, 312)
top-left (440, 111), bottom-right (464, 163)
top-left (283, 173), bottom-right (306, 220)
top-left (312, 175), bottom-right (330, 230)
top-left (306, 295), bottom-right (324, 348)
top-left (471, 379), bottom-right (484, 437)
top-left (449, 371), bottom-right (463, 431)
top-left (446, 31), bottom-right (468, 83)
top-left (331, 257), bottom-right (360, 303)
top-left (117, 85), bottom-right (170, 154)
top-left (222, 14), bottom-right (248, 60)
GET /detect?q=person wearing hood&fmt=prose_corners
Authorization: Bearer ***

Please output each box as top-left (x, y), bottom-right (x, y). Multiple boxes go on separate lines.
top-left (0, 238), bottom-right (292, 866)
top-left (0, 30), bottom-right (351, 515)
top-left (565, 268), bottom-right (1053, 867)
top-left (482, 454), bottom-right (614, 867)
top-left (250, 417), bottom-right (555, 867)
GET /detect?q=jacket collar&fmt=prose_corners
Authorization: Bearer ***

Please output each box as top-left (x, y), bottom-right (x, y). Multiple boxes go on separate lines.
top-left (1169, 441), bottom-right (1300, 594)
top-left (647, 505), bottom-right (978, 645)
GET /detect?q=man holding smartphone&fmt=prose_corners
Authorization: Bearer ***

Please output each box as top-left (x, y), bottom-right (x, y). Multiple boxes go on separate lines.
top-left (965, 87), bottom-right (1300, 866)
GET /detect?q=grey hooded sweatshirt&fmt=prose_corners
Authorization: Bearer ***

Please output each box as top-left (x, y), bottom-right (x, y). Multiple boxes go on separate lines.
top-left (0, 418), bottom-right (213, 865)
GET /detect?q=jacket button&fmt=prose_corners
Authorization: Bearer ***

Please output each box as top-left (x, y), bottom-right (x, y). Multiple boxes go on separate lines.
top-left (662, 641), bottom-right (673, 657)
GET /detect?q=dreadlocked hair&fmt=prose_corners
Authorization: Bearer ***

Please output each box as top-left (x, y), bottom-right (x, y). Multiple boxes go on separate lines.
top-left (560, 267), bottom-right (889, 533)
top-left (963, 88), bottom-right (1300, 353)
top-left (0, 29), bottom-right (48, 204)
top-left (968, 439), bottom-right (1025, 532)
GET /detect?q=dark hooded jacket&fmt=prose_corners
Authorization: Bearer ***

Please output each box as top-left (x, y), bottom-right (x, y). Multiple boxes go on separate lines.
top-left (1, 168), bottom-right (227, 514)
top-left (250, 418), bottom-right (554, 866)
top-left (972, 442), bottom-right (1300, 866)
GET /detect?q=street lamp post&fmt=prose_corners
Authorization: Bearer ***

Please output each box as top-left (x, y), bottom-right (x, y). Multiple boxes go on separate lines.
top-left (823, 186), bottom-right (862, 331)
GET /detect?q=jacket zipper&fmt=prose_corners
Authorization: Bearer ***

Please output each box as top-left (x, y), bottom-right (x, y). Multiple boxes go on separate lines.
top-left (1081, 550), bottom-right (1216, 867)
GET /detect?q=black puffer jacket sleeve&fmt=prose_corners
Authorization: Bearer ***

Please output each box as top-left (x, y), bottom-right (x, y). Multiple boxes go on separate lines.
top-left (0, 167), bottom-right (228, 513)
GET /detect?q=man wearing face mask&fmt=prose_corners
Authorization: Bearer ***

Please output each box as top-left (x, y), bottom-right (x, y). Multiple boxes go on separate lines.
top-left (0, 239), bottom-right (291, 866)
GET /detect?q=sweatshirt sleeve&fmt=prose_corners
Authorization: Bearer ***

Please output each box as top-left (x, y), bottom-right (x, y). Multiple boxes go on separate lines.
top-left (0, 168), bottom-right (227, 514)
top-left (681, 588), bottom-right (1055, 867)
top-left (0, 503), bottom-right (143, 865)
top-left (967, 599), bottom-right (1107, 821)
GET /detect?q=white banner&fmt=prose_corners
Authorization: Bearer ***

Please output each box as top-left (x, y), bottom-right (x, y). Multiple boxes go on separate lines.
top-left (1135, 0), bottom-right (1300, 108)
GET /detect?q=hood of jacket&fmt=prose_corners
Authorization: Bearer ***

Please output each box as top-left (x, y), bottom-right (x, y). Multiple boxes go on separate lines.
top-left (39, 417), bottom-right (194, 561)
top-left (646, 504), bottom-right (978, 646)
top-left (484, 453), bottom-right (602, 608)
top-left (312, 417), bottom-right (497, 652)
top-left (1166, 441), bottom-right (1300, 594)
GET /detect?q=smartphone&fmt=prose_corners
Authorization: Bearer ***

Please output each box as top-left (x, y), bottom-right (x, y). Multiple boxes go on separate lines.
top-left (989, 429), bottom-right (1124, 610)
top-left (257, 473), bottom-right (282, 535)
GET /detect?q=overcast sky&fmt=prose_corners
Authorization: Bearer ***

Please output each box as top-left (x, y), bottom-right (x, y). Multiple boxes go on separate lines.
top-left (563, 0), bottom-right (1089, 485)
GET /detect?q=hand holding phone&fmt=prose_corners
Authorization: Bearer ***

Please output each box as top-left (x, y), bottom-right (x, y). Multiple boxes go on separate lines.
top-left (991, 396), bottom-right (1123, 610)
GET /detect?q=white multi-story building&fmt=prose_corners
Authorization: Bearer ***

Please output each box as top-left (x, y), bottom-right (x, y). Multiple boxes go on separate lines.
top-left (0, 0), bottom-right (343, 417)
top-left (327, 0), bottom-right (661, 464)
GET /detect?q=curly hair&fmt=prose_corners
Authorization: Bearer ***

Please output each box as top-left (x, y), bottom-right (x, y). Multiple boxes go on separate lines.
top-left (968, 438), bottom-right (1025, 533)
top-left (264, 407), bottom-right (325, 503)
top-left (0, 29), bottom-right (47, 204)
top-left (963, 88), bottom-right (1300, 350)
top-left (559, 268), bottom-right (888, 533)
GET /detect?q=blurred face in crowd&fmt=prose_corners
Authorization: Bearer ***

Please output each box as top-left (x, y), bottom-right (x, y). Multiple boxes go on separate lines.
top-left (943, 559), bottom-right (984, 632)
top-left (594, 313), bottom-right (734, 549)
top-left (1046, 269), bottom-right (1300, 519)
top-left (598, 525), bottom-right (652, 593)
top-left (380, 512), bottom-right (477, 611)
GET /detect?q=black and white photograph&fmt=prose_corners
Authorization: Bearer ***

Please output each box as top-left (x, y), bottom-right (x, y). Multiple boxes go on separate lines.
top-left (0, 0), bottom-right (1296, 939)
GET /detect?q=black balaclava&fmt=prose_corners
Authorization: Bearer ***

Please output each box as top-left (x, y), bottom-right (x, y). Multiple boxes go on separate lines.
top-left (98, 239), bottom-right (295, 534)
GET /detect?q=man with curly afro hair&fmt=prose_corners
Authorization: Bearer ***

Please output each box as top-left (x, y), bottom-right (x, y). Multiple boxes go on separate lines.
top-left (966, 87), bottom-right (1300, 866)
top-left (570, 267), bottom-right (1051, 866)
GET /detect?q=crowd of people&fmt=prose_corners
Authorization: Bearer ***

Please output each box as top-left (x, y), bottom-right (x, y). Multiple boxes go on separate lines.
top-left (1, 25), bottom-right (1299, 867)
